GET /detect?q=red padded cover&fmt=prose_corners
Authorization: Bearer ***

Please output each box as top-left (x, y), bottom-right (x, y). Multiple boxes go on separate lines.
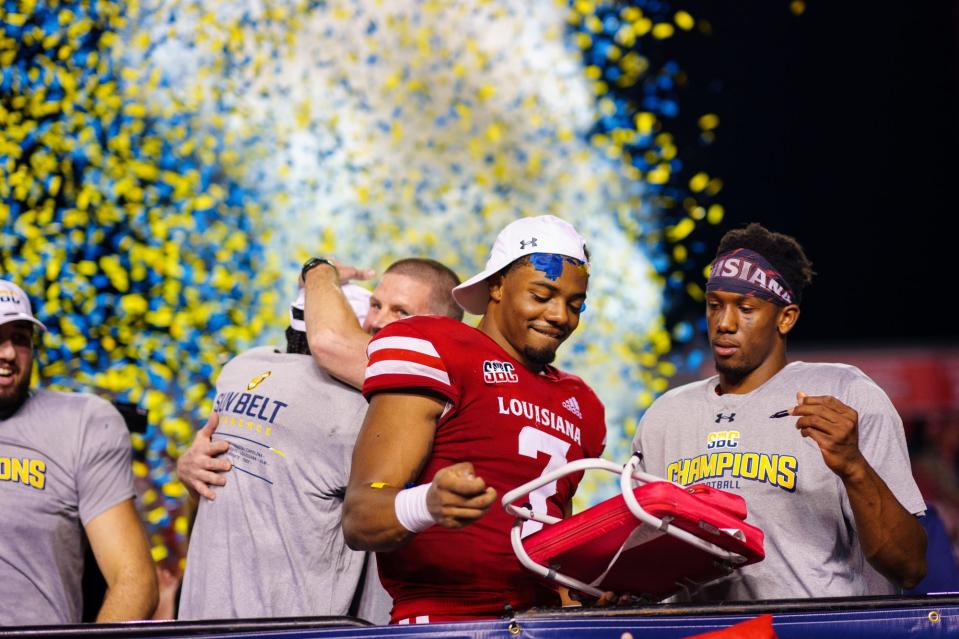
top-left (523, 482), bottom-right (765, 599)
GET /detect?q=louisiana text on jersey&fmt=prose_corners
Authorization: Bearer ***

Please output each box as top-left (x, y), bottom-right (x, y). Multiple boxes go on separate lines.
top-left (496, 397), bottom-right (581, 445)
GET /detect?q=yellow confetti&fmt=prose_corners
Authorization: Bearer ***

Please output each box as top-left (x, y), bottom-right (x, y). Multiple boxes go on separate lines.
top-left (674, 11), bottom-right (695, 31)
top-left (698, 113), bottom-right (720, 131)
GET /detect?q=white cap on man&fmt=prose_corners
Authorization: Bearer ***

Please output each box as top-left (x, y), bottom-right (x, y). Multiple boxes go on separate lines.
top-left (289, 282), bottom-right (372, 331)
top-left (0, 279), bottom-right (46, 332)
top-left (452, 215), bottom-right (589, 315)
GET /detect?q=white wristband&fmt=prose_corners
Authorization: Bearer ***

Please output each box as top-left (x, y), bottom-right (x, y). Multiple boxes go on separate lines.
top-left (394, 483), bottom-right (436, 533)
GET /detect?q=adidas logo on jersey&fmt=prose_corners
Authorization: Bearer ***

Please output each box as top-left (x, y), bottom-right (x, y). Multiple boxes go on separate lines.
top-left (562, 396), bottom-right (582, 419)
top-left (483, 360), bottom-right (519, 384)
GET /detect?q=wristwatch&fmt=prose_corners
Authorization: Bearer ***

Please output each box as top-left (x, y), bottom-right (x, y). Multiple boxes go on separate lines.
top-left (301, 257), bottom-right (338, 281)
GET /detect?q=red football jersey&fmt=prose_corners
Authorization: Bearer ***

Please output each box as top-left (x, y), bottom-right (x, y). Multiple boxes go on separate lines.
top-left (363, 316), bottom-right (606, 622)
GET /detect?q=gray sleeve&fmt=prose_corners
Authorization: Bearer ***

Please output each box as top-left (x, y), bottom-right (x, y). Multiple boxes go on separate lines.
top-left (76, 398), bottom-right (136, 525)
top-left (844, 373), bottom-right (926, 517)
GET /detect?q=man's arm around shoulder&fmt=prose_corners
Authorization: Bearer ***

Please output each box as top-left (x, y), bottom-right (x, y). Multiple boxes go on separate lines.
top-left (303, 263), bottom-right (371, 389)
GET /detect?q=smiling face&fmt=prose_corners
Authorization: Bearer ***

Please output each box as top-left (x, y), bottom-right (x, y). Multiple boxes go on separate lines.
top-left (361, 272), bottom-right (438, 335)
top-left (0, 321), bottom-right (35, 418)
top-left (706, 290), bottom-right (799, 393)
top-left (482, 256), bottom-right (588, 371)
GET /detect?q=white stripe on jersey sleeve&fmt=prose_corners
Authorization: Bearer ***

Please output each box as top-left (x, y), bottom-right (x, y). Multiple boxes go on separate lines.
top-left (365, 360), bottom-right (451, 386)
top-left (367, 335), bottom-right (441, 357)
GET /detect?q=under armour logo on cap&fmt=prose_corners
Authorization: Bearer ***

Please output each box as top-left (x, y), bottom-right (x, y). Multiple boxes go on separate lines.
top-left (451, 215), bottom-right (589, 315)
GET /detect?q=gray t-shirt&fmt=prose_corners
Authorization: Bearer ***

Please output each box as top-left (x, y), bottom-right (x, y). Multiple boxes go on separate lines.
top-left (0, 389), bottom-right (135, 625)
top-left (634, 361), bottom-right (925, 601)
top-left (179, 346), bottom-right (391, 622)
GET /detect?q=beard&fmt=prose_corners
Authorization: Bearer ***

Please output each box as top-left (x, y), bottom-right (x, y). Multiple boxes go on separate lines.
top-left (714, 358), bottom-right (758, 387)
top-left (0, 374), bottom-right (30, 419)
top-left (523, 345), bottom-right (557, 367)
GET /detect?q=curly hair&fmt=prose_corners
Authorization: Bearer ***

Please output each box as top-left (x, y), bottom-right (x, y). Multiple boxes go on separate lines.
top-left (716, 223), bottom-right (815, 304)
top-left (285, 325), bottom-right (310, 355)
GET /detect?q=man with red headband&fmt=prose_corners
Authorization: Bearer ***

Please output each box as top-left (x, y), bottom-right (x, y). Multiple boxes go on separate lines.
top-left (634, 223), bottom-right (926, 600)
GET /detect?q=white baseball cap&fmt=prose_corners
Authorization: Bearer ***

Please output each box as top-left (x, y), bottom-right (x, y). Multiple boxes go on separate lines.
top-left (0, 279), bottom-right (46, 332)
top-left (290, 282), bottom-right (372, 331)
top-left (452, 215), bottom-right (589, 315)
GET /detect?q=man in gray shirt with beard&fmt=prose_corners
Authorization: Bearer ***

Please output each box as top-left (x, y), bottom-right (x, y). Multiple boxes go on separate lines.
top-left (178, 258), bottom-right (463, 622)
top-left (634, 224), bottom-right (926, 601)
top-left (0, 278), bottom-right (157, 625)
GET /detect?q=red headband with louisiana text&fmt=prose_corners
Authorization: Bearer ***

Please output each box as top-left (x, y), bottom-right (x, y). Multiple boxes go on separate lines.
top-left (707, 248), bottom-right (795, 306)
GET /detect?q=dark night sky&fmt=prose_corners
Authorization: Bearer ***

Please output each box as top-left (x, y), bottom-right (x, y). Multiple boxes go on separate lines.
top-left (673, 2), bottom-right (959, 347)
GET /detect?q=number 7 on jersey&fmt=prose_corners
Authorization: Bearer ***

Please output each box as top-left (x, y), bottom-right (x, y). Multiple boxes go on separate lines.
top-left (517, 426), bottom-right (571, 537)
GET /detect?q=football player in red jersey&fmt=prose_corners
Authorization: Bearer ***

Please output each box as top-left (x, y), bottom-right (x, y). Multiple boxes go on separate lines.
top-left (343, 215), bottom-right (607, 623)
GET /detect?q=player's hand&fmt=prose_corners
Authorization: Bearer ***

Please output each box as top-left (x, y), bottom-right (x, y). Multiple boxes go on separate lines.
top-left (151, 565), bottom-right (182, 620)
top-left (426, 462), bottom-right (497, 529)
top-left (331, 259), bottom-right (375, 286)
top-left (791, 391), bottom-right (866, 479)
top-left (176, 412), bottom-right (232, 501)
top-left (300, 257), bottom-right (374, 286)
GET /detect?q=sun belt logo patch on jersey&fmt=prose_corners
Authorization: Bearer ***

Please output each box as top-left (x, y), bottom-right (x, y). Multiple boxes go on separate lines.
top-left (483, 360), bottom-right (518, 384)
top-left (562, 396), bottom-right (582, 419)
top-left (247, 370), bottom-right (272, 391)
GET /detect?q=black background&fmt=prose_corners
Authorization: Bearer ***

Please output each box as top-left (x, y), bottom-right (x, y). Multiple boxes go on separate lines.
top-left (675, 2), bottom-right (959, 346)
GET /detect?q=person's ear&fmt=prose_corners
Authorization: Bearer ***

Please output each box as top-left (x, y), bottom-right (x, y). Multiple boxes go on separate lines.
top-left (777, 304), bottom-right (800, 336)
top-left (488, 274), bottom-right (505, 304)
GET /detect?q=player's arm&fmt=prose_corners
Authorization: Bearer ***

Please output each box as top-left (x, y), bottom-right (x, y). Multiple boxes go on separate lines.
top-left (342, 391), bottom-right (497, 552)
top-left (176, 412), bottom-right (231, 501)
top-left (303, 261), bottom-right (373, 389)
top-left (85, 499), bottom-right (159, 621)
top-left (843, 462), bottom-right (927, 589)
top-left (792, 393), bottom-right (927, 588)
